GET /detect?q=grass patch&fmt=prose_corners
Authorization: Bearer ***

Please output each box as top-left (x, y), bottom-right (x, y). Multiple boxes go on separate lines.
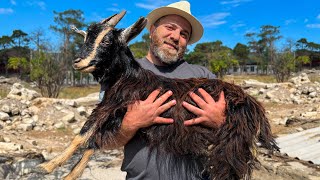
top-left (223, 74), bottom-right (277, 84)
top-left (58, 85), bottom-right (100, 99)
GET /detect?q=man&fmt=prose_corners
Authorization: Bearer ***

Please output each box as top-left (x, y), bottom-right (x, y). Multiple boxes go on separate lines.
top-left (100, 1), bottom-right (226, 179)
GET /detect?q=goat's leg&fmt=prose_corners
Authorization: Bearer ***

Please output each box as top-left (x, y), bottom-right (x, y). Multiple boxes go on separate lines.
top-left (37, 134), bottom-right (90, 174)
top-left (63, 149), bottom-right (95, 180)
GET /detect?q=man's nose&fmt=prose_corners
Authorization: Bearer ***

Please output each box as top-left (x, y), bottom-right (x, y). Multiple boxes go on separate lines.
top-left (169, 30), bottom-right (180, 42)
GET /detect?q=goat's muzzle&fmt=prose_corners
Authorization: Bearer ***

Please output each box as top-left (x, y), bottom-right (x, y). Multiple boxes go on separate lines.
top-left (73, 58), bottom-right (96, 73)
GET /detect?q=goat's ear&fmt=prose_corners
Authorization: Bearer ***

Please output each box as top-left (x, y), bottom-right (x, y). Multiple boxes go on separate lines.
top-left (121, 17), bottom-right (147, 44)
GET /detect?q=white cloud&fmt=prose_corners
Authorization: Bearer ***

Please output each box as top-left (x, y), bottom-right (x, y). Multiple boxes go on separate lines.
top-left (200, 12), bottom-right (231, 27)
top-left (317, 14), bottom-right (320, 19)
top-left (231, 22), bottom-right (246, 30)
top-left (306, 24), bottom-right (320, 28)
top-left (27, 1), bottom-right (46, 10)
top-left (220, 0), bottom-right (252, 7)
top-left (0, 8), bottom-right (14, 14)
top-left (135, 0), bottom-right (176, 10)
top-left (135, 3), bottom-right (158, 10)
top-left (10, 0), bottom-right (16, 5)
top-left (106, 7), bottom-right (121, 12)
top-left (285, 19), bottom-right (296, 25)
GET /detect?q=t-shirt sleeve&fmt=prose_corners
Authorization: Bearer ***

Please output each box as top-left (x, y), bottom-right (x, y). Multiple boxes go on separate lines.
top-left (195, 65), bottom-right (216, 79)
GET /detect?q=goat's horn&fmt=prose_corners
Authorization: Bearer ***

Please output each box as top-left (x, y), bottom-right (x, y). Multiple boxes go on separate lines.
top-left (121, 17), bottom-right (147, 44)
top-left (107, 10), bottom-right (126, 27)
top-left (70, 25), bottom-right (87, 39)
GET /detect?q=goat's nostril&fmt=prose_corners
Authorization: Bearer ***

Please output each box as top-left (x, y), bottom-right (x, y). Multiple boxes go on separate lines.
top-left (74, 58), bottom-right (81, 63)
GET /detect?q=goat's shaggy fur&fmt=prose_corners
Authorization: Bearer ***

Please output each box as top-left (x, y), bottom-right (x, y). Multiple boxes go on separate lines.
top-left (37, 11), bottom-right (278, 180)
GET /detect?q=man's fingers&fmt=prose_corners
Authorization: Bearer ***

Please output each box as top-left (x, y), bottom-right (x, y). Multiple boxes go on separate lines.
top-left (154, 90), bottom-right (173, 106)
top-left (145, 89), bottom-right (161, 103)
top-left (198, 88), bottom-right (215, 104)
top-left (189, 91), bottom-right (206, 108)
top-left (182, 101), bottom-right (202, 116)
top-left (154, 117), bottom-right (174, 124)
top-left (184, 118), bottom-right (201, 126)
top-left (218, 91), bottom-right (226, 103)
top-left (156, 100), bottom-right (176, 115)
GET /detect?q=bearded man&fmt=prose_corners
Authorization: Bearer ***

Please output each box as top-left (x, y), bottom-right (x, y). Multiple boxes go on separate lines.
top-left (99, 1), bottom-right (227, 179)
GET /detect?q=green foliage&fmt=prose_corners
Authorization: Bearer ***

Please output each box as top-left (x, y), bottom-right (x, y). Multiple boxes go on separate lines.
top-left (185, 41), bottom-right (232, 68)
top-left (30, 51), bottom-right (66, 98)
top-left (0, 35), bottom-right (13, 49)
top-left (209, 49), bottom-right (238, 78)
top-left (273, 52), bottom-right (310, 82)
top-left (8, 57), bottom-right (28, 70)
top-left (11, 30), bottom-right (29, 47)
top-left (129, 33), bottom-right (150, 59)
top-left (245, 25), bottom-right (282, 74)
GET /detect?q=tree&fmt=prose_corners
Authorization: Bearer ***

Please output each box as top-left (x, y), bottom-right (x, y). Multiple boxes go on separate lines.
top-left (50, 9), bottom-right (86, 86)
top-left (185, 41), bottom-right (230, 68)
top-left (0, 36), bottom-right (13, 49)
top-left (129, 33), bottom-right (150, 59)
top-left (7, 57), bottom-right (29, 78)
top-left (209, 49), bottom-right (238, 78)
top-left (30, 51), bottom-right (66, 98)
top-left (233, 43), bottom-right (249, 73)
top-left (11, 30), bottom-right (29, 47)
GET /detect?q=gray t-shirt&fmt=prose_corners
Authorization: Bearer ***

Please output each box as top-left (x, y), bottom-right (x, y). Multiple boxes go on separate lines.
top-left (120, 58), bottom-right (215, 180)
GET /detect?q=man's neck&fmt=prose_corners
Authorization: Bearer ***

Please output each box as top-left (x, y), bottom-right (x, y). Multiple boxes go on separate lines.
top-left (146, 51), bottom-right (167, 66)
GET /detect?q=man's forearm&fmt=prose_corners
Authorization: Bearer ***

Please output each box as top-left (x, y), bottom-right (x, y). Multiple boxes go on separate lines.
top-left (100, 122), bottom-right (138, 150)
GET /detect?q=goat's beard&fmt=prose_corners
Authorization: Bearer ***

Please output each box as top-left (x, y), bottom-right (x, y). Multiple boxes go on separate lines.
top-left (150, 32), bottom-right (186, 65)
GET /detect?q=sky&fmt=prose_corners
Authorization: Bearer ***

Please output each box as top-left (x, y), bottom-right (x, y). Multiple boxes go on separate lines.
top-left (1, 0), bottom-right (320, 50)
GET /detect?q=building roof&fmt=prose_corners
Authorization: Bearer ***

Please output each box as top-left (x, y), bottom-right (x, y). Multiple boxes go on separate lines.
top-left (276, 126), bottom-right (320, 164)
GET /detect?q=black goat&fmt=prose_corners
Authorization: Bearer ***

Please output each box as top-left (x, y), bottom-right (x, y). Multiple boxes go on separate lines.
top-left (37, 11), bottom-right (278, 180)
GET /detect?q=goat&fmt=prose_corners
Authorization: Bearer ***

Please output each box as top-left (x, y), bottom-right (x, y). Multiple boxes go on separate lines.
top-left (37, 11), bottom-right (278, 180)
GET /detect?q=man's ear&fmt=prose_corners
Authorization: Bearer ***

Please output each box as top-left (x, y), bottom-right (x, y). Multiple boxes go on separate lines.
top-left (149, 25), bottom-right (156, 37)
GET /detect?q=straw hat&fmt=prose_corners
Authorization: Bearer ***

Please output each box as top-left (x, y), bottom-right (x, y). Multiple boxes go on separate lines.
top-left (146, 1), bottom-right (203, 44)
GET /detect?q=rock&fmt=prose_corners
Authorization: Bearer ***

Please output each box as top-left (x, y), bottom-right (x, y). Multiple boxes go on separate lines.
top-left (273, 117), bottom-right (288, 125)
top-left (0, 164), bottom-right (14, 180)
top-left (26, 140), bottom-right (37, 146)
top-left (0, 135), bottom-right (4, 142)
top-left (1, 104), bottom-right (10, 113)
top-left (309, 92), bottom-right (317, 98)
top-left (62, 113), bottom-right (76, 123)
top-left (265, 91), bottom-right (275, 99)
top-left (3, 137), bottom-right (11, 142)
top-left (301, 112), bottom-right (318, 117)
top-left (74, 92), bottom-right (99, 106)
top-left (0, 112), bottom-right (9, 121)
top-left (289, 73), bottom-right (311, 85)
top-left (77, 106), bottom-right (87, 116)
top-left (73, 127), bottom-right (81, 134)
top-left (54, 122), bottom-right (65, 129)
top-left (0, 142), bottom-right (23, 151)
top-left (7, 83), bottom-right (41, 101)
top-left (27, 106), bottom-right (39, 115)
top-left (17, 123), bottom-right (33, 131)
top-left (63, 100), bottom-right (77, 107)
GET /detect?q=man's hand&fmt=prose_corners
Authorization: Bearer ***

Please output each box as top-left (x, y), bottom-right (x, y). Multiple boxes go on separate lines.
top-left (120, 89), bottom-right (176, 135)
top-left (100, 89), bottom-right (176, 149)
top-left (182, 88), bottom-right (226, 128)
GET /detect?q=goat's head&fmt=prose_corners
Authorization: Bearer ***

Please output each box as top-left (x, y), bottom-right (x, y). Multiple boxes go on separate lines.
top-left (72, 11), bottom-right (147, 74)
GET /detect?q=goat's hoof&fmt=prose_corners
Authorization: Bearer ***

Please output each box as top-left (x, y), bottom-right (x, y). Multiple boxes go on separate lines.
top-left (34, 164), bottom-right (51, 174)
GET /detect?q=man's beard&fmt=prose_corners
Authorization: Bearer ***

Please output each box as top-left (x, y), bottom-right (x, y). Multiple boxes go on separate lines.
top-left (150, 32), bottom-right (186, 65)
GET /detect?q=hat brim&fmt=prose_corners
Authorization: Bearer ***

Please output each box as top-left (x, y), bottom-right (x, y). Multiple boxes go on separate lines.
top-left (146, 7), bottom-right (203, 44)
